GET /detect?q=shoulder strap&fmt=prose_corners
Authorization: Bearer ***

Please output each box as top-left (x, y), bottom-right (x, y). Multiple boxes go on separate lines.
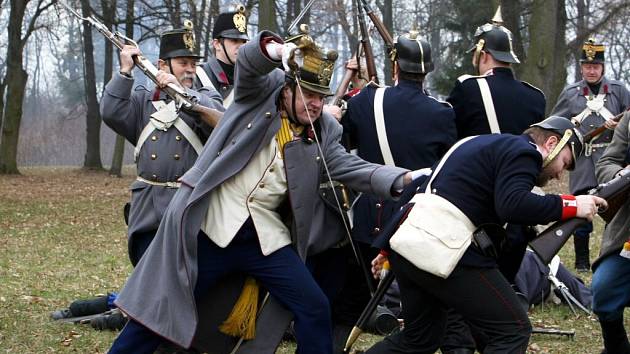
top-left (425, 136), bottom-right (477, 193)
top-left (134, 123), bottom-right (156, 162)
top-left (173, 118), bottom-right (204, 155)
top-left (476, 78), bottom-right (501, 134)
top-left (196, 66), bottom-right (216, 91)
top-left (373, 87), bottom-right (396, 166)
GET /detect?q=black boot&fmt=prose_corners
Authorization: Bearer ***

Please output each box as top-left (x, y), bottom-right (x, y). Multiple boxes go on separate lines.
top-left (573, 233), bottom-right (591, 272)
top-left (600, 318), bottom-right (630, 354)
top-left (51, 294), bottom-right (109, 320)
top-left (90, 311), bottom-right (127, 331)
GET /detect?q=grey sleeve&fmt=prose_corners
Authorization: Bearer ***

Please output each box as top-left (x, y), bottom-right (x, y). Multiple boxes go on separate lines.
top-left (100, 73), bottom-right (143, 144)
top-left (234, 31), bottom-right (284, 102)
top-left (596, 112), bottom-right (629, 183)
top-left (322, 116), bottom-right (408, 199)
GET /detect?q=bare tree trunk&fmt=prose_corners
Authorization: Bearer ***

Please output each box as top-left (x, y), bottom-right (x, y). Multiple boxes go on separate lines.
top-left (0, 0), bottom-right (29, 174)
top-left (105, 0), bottom-right (126, 177)
top-left (80, 0), bottom-right (103, 170)
top-left (501, 0), bottom-right (525, 76)
top-left (573, 0), bottom-right (588, 83)
top-left (259, 0), bottom-right (277, 32)
top-left (520, 0), bottom-right (567, 115)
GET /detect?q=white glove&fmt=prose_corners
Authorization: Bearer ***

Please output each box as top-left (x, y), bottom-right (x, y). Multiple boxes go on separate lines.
top-left (282, 43), bottom-right (303, 72)
top-left (410, 167), bottom-right (432, 180)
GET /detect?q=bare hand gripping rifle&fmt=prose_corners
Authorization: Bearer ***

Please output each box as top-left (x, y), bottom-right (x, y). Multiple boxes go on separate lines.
top-left (529, 170), bottom-right (630, 265)
top-left (58, 0), bottom-right (223, 127)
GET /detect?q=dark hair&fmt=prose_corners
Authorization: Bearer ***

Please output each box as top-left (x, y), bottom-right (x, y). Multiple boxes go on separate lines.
top-left (398, 70), bottom-right (426, 82)
top-left (524, 126), bottom-right (561, 146)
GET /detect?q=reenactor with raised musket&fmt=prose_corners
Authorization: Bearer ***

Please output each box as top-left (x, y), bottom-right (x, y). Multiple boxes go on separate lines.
top-left (551, 38), bottom-right (630, 272)
top-left (107, 27), bottom-right (415, 354)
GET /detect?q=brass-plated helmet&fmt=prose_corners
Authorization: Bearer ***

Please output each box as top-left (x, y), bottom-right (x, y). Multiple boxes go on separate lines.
top-left (159, 20), bottom-right (202, 59)
top-left (284, 25), bottom-right (338, 96)
top-left (580, 38), bottom-right (605, 65)
top-left (467, 6), bottom-right (520, 65)
top-left (394, 30), bottom-right (433, 74)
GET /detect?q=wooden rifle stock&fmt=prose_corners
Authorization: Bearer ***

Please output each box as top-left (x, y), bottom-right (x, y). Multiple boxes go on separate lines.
top-left (359, 0), bottom-right (394, 53)
top-left (529, 172), bottom-right (630, 264)
top-left (357, 2), bottom-right (379, 84)
top-left (582, 109), bottom-right (628, 143)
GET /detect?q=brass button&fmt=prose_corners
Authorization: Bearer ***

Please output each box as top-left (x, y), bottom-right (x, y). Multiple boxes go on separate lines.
top-left (315, 156), bottom-right (321, 161)
top-left (176, 135), bottom-right (182, 141)
top-left (151, 135), bottom-right (158, 141)
top-left (151, 154), bottom-right (157, 160)
top-left (247, 123), bottom-right (252, 129)
top-left (374, 227), bottom-right (380, 233)
top-left (248, 196), bottom-right (254, 203)
top-left (376, 203), bottom-right (382, 209)
top-left (174, 154), bottom-right (180, 160)
top-left (265, 112), bottom-right (272, 118)
top-left (259, 182), bottom-right (265, 188)
top-left (269, 167), bottom-right (274, 173)
top-left (152, 174), bottom-right (158, 180)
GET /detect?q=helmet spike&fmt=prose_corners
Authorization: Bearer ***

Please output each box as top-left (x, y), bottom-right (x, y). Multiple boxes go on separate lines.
top-left (491, 5), bottom-right (503, 25)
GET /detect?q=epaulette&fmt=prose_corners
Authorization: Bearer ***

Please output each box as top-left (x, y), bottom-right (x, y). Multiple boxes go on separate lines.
top-left (521, 80), bottom-right (546, 99)
top-left (427, 95), bottom-right (453, 108)
top-left (457, 74), bottom-right (487, 83)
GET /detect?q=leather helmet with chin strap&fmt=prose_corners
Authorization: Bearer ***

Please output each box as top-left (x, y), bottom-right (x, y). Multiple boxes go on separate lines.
top-left (467, 6), bottom-right (520, 66)
top-left (394, 30), bottom-right (434, 74)
top-left (531, 116), bottom-right (584, 170)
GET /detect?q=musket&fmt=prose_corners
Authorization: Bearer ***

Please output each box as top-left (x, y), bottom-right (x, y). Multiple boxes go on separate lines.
top-left (357, 0), bottom-right (379, 84)
top-left (359, 0), bottom-right (395, 57)
top-left (58, 0), bottom-right (223, 127)
top-left (581, 109), bottom-right (629, 143)
top-left (343, 264), bottom-right (395, 353)
top-left (529, 171), bottom-right (630, 265)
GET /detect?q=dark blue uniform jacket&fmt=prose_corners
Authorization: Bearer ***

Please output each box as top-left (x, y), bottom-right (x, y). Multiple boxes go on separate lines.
top-left (343, 80), bottom-right (457, 244)
top-left (377, 134), bottom-right (563, 268)
top-left (447, 67), bottom-right (546, 138)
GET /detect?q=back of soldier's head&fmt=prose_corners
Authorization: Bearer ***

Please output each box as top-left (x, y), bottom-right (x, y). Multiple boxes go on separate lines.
top-left (394, 30), bottom-right (433, 81)
top-left (468, 6), bottom-right (519, 67)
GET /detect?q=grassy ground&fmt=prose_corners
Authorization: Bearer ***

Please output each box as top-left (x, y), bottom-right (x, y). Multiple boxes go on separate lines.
top-left (0, 167), bottom-right (627, 353)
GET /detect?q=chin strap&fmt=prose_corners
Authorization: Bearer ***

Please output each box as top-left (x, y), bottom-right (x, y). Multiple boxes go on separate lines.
top-left (542, 129), bottom-right (574, 168)
top-left (220, 38), bottom-right (236, 66)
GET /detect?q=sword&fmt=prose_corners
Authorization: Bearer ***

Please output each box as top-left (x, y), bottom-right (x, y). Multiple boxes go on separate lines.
top-left (286, 0), bottom-right (316, 34)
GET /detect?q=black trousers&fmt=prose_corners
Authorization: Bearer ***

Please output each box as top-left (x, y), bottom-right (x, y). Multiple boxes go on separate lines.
top-left (366, 252), bottom-right (531, 354)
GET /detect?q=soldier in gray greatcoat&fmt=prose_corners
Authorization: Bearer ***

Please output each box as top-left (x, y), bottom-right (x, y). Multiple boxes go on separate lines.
top-left (49, 24), bottom-right (223, 330)
top-left (551, 38), bottom-right (630, 271)
top-left (594, 111), bottom-right (630, 354)
top-left (108, 30), bottom-right (413, 354)
top-left (195, 6), bottom-right (249, 104)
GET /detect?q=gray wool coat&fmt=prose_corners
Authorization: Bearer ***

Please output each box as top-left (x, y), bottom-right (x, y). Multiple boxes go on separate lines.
top-left (114, 31), bottom-right (408, 348)
top-left (595, 111), bottom-right (630, 268)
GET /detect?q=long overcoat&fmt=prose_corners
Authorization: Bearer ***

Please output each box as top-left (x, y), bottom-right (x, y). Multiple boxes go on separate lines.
top-left (114, 31), bottom-right (407, 348)
top-left (595, 112), bottom-right (630, 268)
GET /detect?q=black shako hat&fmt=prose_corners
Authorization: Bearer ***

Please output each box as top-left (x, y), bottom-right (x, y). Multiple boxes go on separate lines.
top-left (213, 5), bottom-right (249, 40)
top-left (159, 20), bottom-right (202, 60)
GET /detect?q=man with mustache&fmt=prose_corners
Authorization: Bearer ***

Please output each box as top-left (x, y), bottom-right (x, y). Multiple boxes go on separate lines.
top-left (50, 25), bottom-right (223, 333)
